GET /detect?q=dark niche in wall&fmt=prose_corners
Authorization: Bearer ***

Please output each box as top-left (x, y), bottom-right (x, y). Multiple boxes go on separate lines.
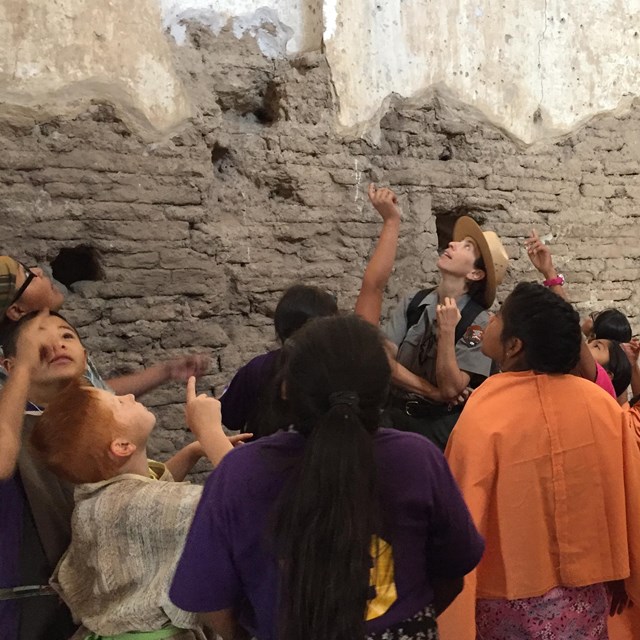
top-left (51, 245), bottom-right (104, 287)
top-left (434, 208), bottom-right (487, 251)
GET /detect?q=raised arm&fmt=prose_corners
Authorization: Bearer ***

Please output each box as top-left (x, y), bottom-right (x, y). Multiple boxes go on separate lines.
top-left (525, 230), bottom-right (598, 383)
top-left (354, 184), bottom-right (401, 326)
top-left (184, 376), bottom-right (251, 469)
top-left (106, 354), bottom-right (210, 398)
top-left (0, 311), bottom-right (50, 479)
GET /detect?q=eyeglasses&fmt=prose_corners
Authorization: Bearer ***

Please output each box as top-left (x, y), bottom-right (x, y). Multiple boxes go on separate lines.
top-left (10, 265), bottom-right (36, 306)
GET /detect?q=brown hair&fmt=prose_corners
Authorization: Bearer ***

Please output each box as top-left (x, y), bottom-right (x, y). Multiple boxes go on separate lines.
top-left (30, 379), bottom-right (126, 484)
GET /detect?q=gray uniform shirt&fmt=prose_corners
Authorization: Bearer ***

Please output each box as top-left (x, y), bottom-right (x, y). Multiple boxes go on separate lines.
top-left (384, 290), bottom-right (492, 392)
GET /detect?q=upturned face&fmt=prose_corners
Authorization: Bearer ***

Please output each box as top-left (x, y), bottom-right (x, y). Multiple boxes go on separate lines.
top-left (480, 311), bottom-right (504, 363)
top-left (437, 236), bottom-right (484, 281)
top-left (98, 390), bottom-right (157, 445)
top-left (5, 315), bottom-right (87, 386)
top-left (587, 338), bottom-right (611, 367)
top-left (12, 264), bottom-right (65, 317)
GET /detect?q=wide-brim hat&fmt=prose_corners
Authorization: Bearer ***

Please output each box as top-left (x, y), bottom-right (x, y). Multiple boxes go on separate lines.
top-left (0, 256), bottom-right (20, 320)
top-left (453, 216), bottom-right (508, 308)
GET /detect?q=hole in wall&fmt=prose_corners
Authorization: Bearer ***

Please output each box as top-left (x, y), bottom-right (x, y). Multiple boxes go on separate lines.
top-left (433, 208), bottom-right (487, 251)
top-left (253, 81), bottom-right (282, 125)
top-left (439, 144), bottom-right (453, 161)
top-left (270, 182), bottom-right (298, 201)
top-left (211, 143), bottom-right (233, 173)
top-left (38, 121), bottom-right (61, 137)
top-left (51, 245), bottom-right (104, 287)
top-left (265, 173), bottom-right (301, 202)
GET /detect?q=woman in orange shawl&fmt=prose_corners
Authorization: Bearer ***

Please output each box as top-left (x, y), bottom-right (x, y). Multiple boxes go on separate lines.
top-left (439, 282), bottom-right (640, 639)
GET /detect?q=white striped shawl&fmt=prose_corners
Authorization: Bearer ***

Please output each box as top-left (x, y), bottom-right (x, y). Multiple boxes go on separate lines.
top-left (51, 473), bottom-right (206, 637)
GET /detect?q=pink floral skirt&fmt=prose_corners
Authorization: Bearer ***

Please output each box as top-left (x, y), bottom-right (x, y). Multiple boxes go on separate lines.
top-left (476, 583), bottom-right (608, 639)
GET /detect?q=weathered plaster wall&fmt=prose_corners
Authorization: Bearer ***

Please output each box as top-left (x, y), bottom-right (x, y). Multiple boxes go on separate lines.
top-left (0, 0), bottom-right (191, 137)
top-left (1, 26), bottom-right (639, 479)
top-left (3, 0), bottom-right (640, 144)
top-left (325, 0), bottom-right (640, 143)
top-left (160, 0), bottom-right (323, 54)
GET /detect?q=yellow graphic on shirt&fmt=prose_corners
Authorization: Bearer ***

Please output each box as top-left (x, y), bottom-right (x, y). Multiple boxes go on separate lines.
top-left (366, 536), bottom-right (398, 621)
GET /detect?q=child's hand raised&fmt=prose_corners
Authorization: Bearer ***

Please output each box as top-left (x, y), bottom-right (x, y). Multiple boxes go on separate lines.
top-left (185, 376), bottom-right (222, 438)
top-left (368, 183), bottom-right (401, 222)
top-left (15, 309), bottom-right (52, 373)
top-left (524, 229), bottom-right (555, 279)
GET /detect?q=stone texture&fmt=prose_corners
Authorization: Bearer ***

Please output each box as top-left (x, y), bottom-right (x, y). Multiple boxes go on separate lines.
top-left (1, 25), bottom-right (639, 480)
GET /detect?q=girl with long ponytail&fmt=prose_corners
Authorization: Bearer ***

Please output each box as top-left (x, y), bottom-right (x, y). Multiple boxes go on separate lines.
top-left (171, 315), bottom-right (483, 640)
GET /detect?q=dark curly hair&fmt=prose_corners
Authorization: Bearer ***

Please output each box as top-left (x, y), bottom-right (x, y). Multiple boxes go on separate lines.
top-left (501, 282), bottom-right (582, 374)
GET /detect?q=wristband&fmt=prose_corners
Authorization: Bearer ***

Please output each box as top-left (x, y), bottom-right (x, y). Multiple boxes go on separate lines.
top-left (543, 274), bottom-right (565, 287)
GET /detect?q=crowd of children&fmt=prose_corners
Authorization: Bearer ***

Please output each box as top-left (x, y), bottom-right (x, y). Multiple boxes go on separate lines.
top-left (0, 183), bottom-right (639, 640)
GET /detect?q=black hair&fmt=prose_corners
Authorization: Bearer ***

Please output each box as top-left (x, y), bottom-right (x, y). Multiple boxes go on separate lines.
top-left (593, 309), bottom-right (632, 343)
top-left (1, 311), bottom-right (78, 359)
top-left (274, 285), bottom-right (338, 343)
top-left (500, 282), bottom-right (581, 374)
top-left (272, 315), bottom-right (391, 640)
top-left (243, 286), bottom-right (339, 439)
top-left (605, 340), bottom-right (632, 397)
top-left (466, 255), bottom-right (488, 309)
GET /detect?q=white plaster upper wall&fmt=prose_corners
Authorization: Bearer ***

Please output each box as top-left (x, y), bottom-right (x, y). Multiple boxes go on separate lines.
top-left (161, 0), bottom-right (640, 144)
top-left (324, 0), bottom-right (640, 144)
top-left (0, 0), bottom-right (191, 136)
top-left (159, 0), bottom-right (322, 55)
top-left (2, 0), bottom-right (639, 143)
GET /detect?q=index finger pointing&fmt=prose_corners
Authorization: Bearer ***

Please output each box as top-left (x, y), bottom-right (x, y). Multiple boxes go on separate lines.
top-left (186, 376), bottom-right (197, 403)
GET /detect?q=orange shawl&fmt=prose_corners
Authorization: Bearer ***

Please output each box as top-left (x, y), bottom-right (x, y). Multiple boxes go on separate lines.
top-left (439, 371), bottom-right (640, 639)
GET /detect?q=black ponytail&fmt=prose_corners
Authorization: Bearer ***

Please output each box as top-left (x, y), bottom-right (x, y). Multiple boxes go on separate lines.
top-left (272, 315), bottom-right (391, 640)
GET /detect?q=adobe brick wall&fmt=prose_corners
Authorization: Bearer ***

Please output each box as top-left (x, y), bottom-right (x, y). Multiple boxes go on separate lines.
top-left (1, 26), bottom-right (638, 476)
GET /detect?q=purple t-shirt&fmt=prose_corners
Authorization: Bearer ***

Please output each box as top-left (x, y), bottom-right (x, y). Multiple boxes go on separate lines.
top-left (220, 350), bottom-right (280, 431)
top-left (170, 429), bottom-right (484, 638)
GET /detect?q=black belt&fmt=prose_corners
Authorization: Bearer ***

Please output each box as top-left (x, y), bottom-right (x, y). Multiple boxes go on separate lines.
top-left (391, 396), bottom-right (463, 420)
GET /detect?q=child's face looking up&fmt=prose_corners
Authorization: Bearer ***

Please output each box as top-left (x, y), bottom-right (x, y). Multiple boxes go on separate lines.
top-left (587, 339), bottom-right (611, 367)
top-left (9, 316), bottom-right (87, 386)
top-left (98, 390), bottom-right (157, 445)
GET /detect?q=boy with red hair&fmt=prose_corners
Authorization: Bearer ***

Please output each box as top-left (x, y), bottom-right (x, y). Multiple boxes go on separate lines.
top-left (30, 376), bottom-right (237, 639)
top-left (0, 311), bottom-right (244, 639)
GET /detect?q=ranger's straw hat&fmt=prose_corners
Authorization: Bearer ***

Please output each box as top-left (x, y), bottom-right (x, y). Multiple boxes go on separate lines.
top-left (453, 216), bottom-right (508, 308)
